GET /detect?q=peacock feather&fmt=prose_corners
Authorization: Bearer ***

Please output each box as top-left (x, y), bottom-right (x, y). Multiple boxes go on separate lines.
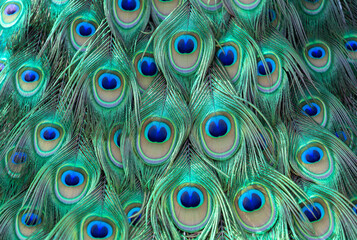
top-left (1, 0), bottom-right (357, 239)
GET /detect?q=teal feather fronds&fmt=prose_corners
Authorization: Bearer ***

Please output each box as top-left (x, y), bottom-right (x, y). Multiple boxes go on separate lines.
top-left (1, 0), bottom-right (357, 239)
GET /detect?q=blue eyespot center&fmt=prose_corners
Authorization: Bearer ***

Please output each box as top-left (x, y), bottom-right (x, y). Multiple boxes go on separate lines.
top-left (76, 22), bottom-right (96, 37)
top-left (119, 0), bottom-right (140, 11)
top-left (205, 115), bottom-right (231, 138)
top-left (4, 4), bottom-right (19, 15)
top-left (99, 73), bottom-right (121, 90)
top-left (353, 204), bottom-right (357, 214)
top-left (302, 102), bottom-right (320, 117)
top-left (175, 35), bottom-right (197, 54)
top-left (87, 221), bottom-right (113, 239)
top-left (177, 186), bottom-right (204, 208)
top-left (345, 40), bottom-right (357, 52)
top-left (40, 127), bottom-right (60, 141)
top-left (257, 58), bottom-right (276, 76)
top-left (114, 129), bottom-right (122, 148)
top-left (128, 207), bottom-right (141, 225)
top-left (11, 152), bottom-right (27, 164)
top-left (302, 203), bottom-right (324, 222)
top-left (269, 9), bottom-right (276, 22)
top-left (308, 46), bottom-right (325, 59)
top-left (302, 146), bottom-right (323, 164)
top-left (239, 189), bottom-right (265, 212)
top-left (145, 121), bottom-right (171, 143)
top-left (335, 131), bottom-right (347, 142)
top-left (217, 46), bottom-right (237, 66)
top-left (21, 213), bottom-right (42, 227)
top-left (21, 70), bottom-right (40, 83)
top-left (138, 57), bottom-right (158, 76)
top-left (61, 170), bottom-right (84, 187)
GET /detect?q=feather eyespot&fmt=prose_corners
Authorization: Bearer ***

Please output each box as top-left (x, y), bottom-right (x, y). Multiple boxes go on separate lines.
top-left (93, 69), bottom-right (126, 108)
top-left (55, 167), bottom-right (88, 204)
top-left (151, 0), bottom-right (180, 20)
top-left (296, 142), bottom-right (332, 179)
top-left (114, 0), bottom-right (144, 28)
top-left (124, 203), bottom-right (142, 225)
top-left (301, 0), bottom-right (324, 15)
top-left (16, 210), bottom-right (43, 239)
top-left (170, 32), bottom-right (202, 74)
top-left (70, 17), bottom-right (98, 51)
top-left (268, 9), bottom-right (280, 28)
top-left (299, 98), bottom-right (327, 126)
top-left (137, 118), bottom-right (175, 165)
top-left (257, 54), bottom-right (282, 93)
top-left (234, 184), bottom-right (277, 233)
top-left (334, 127), bottom-right (353, 148)
top-left (133, 53), bottom-right (158, 90)
top-left (0, 1), bottom-right (22, 28)
top-left (108, 126), bottom-right (123, 168)
top-left (304, 42), bottom-right (331, 72)
top-left (35, 122), bottom-right (65, 157)
top-left (343, 37), bottom-right (357, 60)
top-left (170, 184), bottom-right (212, 232)
top-left (5, 147), bottom-right (28, 178)
top-left (198, 0), bottom-right (222, 10)
top-left (16, 66), bottom-right (44, 97)
top-left (216, 42), bottom-right (241, 82)
top-left (200, 112), bottom-right (239, 160)
top-left (87, 221), bottom-right (113, 239)
top-left (302, 203), bottom-right (324, 222)
top-left (82, 217), bottom-right (117, 239)
top-left (234, 0), bottom-right (261, 10)
top-left (297, 198), bottom-right (333, 239)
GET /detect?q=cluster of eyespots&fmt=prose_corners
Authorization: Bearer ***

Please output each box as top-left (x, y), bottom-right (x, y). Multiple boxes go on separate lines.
top-left (175, 35), bottom-right (197, 54)
top-left (217, 46), bottom-right (237, 67)
top-left (302, 203), bottom-right (324, 222)
top-left (138, 57), bottom-right (158, 77)
top-left (301, 146), bottom-right (323, 164)
top-left (145, 121), bottom-right (171, 143)
top-left (119, 0), bottom-right (140, 11)
top-left (87, 221), bottom-right (113, 239)
top-left (21, 213), bottom-right (42, 226)
top-left (257, 58), bottom-right (276, 76)
top-left (205, 115), bottom-right (230, 138)
top-left (238, 189), bottom-right (265, 212)
top-left (178, 186), bottom-right (204, 209)
top-left (1, 1), bottom-right (22, 28)
top-left (127, 207), bottom-right (141, 225)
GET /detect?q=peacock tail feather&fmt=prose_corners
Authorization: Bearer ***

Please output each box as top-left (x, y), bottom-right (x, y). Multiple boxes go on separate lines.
top-left (0, 0), bottom-right (357, 239)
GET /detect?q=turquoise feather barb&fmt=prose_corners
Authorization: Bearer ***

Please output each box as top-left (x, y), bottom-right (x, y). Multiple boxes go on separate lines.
top-left (0, 0), bottom-right (357, 239)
